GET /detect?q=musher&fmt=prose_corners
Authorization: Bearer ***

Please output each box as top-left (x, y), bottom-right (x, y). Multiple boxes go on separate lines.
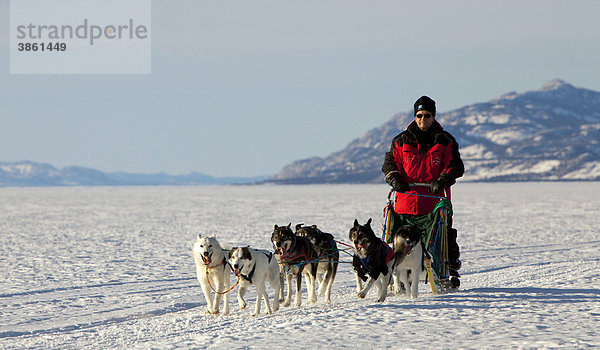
top-left (382, 95), bottom-right (464, 287)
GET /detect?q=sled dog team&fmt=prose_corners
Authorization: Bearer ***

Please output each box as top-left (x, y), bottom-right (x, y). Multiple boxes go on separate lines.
top-left (193, 219), bottom-right (424, 316)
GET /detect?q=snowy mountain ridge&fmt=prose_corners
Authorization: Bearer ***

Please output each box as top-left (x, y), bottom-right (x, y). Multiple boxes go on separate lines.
top-left (0, 161), bottom-right (266, 187)
top-left (270, 80), bottom-right (600, 183)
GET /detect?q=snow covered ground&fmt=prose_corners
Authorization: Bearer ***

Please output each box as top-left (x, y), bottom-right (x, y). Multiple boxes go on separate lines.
top-left (1, 183), bottom-right (599, 349)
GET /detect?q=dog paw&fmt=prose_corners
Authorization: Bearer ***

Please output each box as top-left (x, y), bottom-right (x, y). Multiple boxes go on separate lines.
top-left (282, 300), bottom-right (291, 307)
top-left (376, 297), bottom-right (386, 303)
top-left (238, 301), bottom-right (247, 309)
top-left (357, 292), bottom-right (366, 299)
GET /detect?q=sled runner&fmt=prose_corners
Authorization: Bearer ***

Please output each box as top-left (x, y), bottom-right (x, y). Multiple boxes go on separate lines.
top-left (382, 184), bottom-right (459, 294)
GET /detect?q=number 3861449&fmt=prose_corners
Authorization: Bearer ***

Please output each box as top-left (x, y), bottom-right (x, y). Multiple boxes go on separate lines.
top-left (17, 42), bottom-right (67, 52)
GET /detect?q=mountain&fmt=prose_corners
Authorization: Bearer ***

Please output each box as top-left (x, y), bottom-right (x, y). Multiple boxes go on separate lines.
top-left (0, 161), bottom-right (267, 187)
top-left (270, 80), bottom-right (600, 183)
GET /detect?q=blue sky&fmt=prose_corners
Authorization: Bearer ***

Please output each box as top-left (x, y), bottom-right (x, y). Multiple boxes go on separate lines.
top-left (2, 0), bottom-right (599, 177)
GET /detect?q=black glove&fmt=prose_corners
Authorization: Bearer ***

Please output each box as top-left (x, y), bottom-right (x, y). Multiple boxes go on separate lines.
top-left (385, 172), bottom-right (410, 192)
top-left (429, 175), bottom-right (455, 194)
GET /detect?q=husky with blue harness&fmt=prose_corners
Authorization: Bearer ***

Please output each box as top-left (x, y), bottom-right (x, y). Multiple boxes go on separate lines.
top-left (349, 218), bottom-right (396, 303)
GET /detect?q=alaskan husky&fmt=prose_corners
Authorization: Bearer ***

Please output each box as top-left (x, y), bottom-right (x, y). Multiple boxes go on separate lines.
top-left (192, 234), bottom-right (231, 315)
top-left (228, 246), bottom-right (281, 316)
top-left (390, 225), bottom-right (425, 299)
top-left (349, 218), bottom-right (395, 302)
top-left (271, 223), bottom-right (319, 307)
top-left (295, 224), bottom-right (338, 303)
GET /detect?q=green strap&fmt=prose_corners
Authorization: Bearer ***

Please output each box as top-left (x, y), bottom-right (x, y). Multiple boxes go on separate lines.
top-left (433, 198), bottom-right (453, 215)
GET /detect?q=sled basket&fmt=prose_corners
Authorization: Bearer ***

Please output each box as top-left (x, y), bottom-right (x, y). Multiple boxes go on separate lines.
top-left (382, 191), bottom-right (454, 291)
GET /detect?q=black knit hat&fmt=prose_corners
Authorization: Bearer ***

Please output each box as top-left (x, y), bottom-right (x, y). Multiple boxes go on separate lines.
top-left (414, 96), bottom-right (436, 116)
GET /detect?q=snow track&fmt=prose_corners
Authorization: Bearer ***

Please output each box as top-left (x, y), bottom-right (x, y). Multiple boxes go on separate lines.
top-left (1, 184), bottom-right (598, 349)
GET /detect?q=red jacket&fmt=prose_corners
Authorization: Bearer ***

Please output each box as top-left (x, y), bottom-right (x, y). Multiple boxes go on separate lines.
top-left (382, 120), bottom-right (464, 215)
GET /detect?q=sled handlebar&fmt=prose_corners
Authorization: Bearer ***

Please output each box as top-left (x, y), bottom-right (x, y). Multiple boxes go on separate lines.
top-left (409, 183), bottom-right (430, 187)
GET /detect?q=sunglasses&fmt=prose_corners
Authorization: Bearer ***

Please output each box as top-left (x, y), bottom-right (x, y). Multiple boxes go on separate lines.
top-left (415, 113), bottom-right (433, 119)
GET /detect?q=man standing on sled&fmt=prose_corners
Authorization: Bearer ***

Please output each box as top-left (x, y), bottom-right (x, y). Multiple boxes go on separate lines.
top-left (382, 95), bottom-right (464, 287)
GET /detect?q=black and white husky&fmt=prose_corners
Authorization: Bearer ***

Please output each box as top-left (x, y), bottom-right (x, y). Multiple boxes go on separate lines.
top-left (390, 225), bottom-right (425, 299)
top-left (192, 234), bottom-right (231, 315)
top-left (228, 246), bottom-right (281, 316)
top-left (349, 218), bottom-right (396, 303)
top-left (295, 224), bottom-right (338, 303)
top-left (271, 224), bottom-right (319, 307)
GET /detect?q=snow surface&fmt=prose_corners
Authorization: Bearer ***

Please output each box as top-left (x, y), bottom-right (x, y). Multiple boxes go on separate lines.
top-left (1, 183), bottom-right (599, 349)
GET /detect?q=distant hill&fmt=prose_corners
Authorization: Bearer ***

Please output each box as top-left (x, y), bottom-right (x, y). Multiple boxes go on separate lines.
top-left (269, 80), bottom-right (600, 183)
top-left (0, 161), bottom-right (267, 187)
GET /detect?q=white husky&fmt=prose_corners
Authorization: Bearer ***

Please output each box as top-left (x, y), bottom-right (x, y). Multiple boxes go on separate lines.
top-left (192, 234), bottom-right (231, 315)
top-left (228, 246), bottom-right (281, 316)
top-left (391, 225), bottom-right (425, 299)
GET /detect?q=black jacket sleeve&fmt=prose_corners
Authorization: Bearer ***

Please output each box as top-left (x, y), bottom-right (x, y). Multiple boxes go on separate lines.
top-left (443, 132), bottom-right (464, 182)
top-left (381, 134), bottom-right (402, 177)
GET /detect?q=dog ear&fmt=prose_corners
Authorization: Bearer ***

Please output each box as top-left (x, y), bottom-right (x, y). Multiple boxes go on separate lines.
top-left (229, 247), bottom-right (236, 258)
top-left (295, 223), bottom-right (302, 231)
top-left (287, 223), bottom-right (292, 229)
top-left (353, 219), bottom-right (359, 227)
top-left (366, 218), bottom-right (372, 226)
top-left (242, 246), bottom-right (252, 259)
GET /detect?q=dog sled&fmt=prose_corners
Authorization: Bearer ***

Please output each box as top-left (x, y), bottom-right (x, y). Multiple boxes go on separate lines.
top-left (382, 184), bottom-right (460, 294)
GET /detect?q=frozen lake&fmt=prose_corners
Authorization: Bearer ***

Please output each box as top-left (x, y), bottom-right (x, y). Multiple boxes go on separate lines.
top-left (1, 183), bottom-right (599, 349)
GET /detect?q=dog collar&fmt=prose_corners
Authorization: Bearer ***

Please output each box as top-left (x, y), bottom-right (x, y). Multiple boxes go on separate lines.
top-left (240, 262), bottom-right (256, 284)
top-left (207, 257), bottom-right (226, 269)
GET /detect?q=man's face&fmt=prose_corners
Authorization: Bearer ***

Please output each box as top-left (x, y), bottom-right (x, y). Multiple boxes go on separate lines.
top-left (415, 110), bottom-right (434, 131)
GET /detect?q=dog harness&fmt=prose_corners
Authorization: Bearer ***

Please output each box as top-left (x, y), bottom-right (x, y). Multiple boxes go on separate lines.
top-left (358, 242), bottom-right (395, 272)
top-left (281, 236), bottom-right (309, 263)
top-left (240, 262), bottom-right (256, 283)
top-left (384, 243), bottom-right (394, 265)
top-left (240, 251), bottom-right (273, 284)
